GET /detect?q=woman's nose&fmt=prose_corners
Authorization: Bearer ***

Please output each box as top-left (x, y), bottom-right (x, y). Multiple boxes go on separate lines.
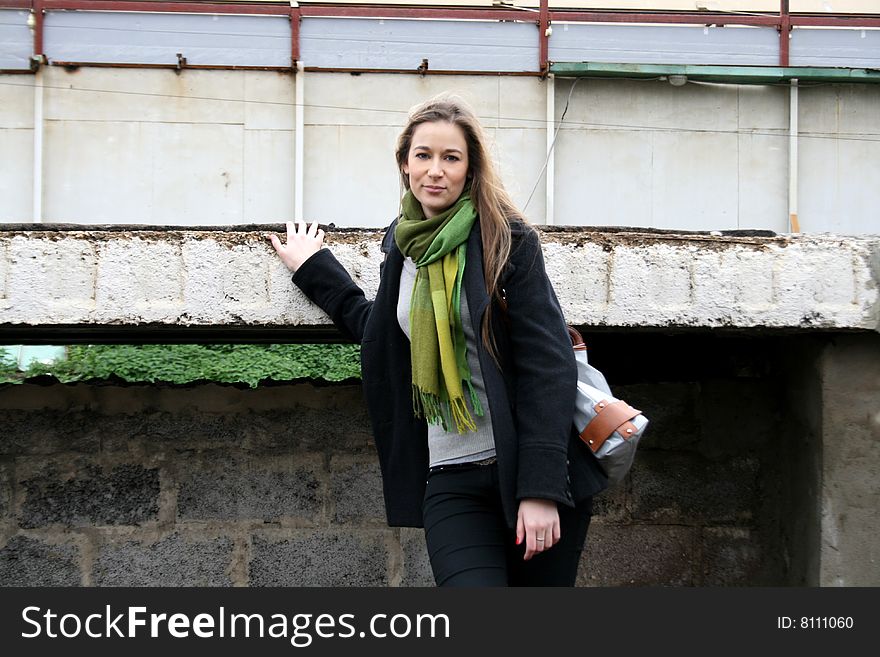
top-left (427, 159), bottom-right (443, 177)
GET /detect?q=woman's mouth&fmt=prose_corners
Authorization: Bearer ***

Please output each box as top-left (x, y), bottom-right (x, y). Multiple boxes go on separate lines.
top-left (424, 186), bottom-right (445, 193)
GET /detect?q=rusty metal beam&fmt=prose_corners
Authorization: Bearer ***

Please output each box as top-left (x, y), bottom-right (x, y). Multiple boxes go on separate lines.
top-left (298, 5), bottom-right (532, 22)
top-left (302, 67), bottom-right (540, 77)
top-left (790, 15), bottom-right (880, 28)
top-left (780, 0), bottom-right (791, 68)
top-left (39, 1), bottom-right (290, 14)
top-left (547, 11), bottom-right (778, 27)
top-left (33, 0), bottom-right (44, 61)
top-left (50, 61), bottom-right (293, 71)
top-left (290, 5), bottom-right (300, 67)
top-left (538, 0), bottom-right (549, 75)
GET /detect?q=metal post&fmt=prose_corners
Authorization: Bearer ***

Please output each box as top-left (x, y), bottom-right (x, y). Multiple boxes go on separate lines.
top-left (294, 61), bottom-right (304, 223)
top-left (780, 0), bottom-right (791, 68)
top-left (545, 73), bottom-right (555, 226)
top-left (788, 78), bottom-right (799, 233)
top-left (538, 0), bottom-right (550, 75)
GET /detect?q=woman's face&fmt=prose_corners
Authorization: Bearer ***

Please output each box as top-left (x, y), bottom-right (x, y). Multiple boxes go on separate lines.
top-left (402, 120), bottom-right (470, 219)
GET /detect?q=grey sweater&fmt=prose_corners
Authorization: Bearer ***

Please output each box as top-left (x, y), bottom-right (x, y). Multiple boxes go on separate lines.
top-left (397, 256), bottom-right (496, 467)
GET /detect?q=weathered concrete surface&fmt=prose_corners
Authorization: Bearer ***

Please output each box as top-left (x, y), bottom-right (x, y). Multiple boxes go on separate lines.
top-left (0, 362), bottom-right (793, 586)
top-left (819, 333), bottom-right (880, 586)
top-left (0, 226), bottom-right (878, 332)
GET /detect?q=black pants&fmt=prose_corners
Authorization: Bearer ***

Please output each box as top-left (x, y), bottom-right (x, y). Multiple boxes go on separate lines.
top-left (422, 460), bottom-right (593, 586)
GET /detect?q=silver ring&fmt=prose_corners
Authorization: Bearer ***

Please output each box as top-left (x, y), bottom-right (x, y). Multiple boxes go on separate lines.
top-left (536, 537), bottom-right (545, 542)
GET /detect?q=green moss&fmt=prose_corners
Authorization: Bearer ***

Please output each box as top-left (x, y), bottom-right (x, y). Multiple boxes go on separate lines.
top-left (0, 344), bottom-right (362, 386)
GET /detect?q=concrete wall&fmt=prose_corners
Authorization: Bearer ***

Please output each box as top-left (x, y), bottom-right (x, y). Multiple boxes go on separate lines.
top-left (0, 333), bottom-right (801, 587)
top-left (1, 227), bottom-right (877, 333)
top-left (819, 333), bottom-right (880, 586)
top-left (1, 224), bottom-right (878, 585)
top-left (2, 69), bottom-right (879, 233)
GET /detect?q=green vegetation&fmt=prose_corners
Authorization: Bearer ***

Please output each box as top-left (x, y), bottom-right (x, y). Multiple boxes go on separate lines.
top-left (0, 344), bottom-right (361, 386)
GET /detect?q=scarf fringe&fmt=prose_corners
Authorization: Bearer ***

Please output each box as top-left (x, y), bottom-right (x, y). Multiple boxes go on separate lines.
top-left (449, 396), bottom-right (478, 434)
top-left (412, 385), bottom-right (478, 434)
top-left (466, 379), bottom-right (484, 417)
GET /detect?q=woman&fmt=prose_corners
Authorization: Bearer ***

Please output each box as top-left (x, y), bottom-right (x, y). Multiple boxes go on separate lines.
top-left (269, 93), bottom-right (607, 586)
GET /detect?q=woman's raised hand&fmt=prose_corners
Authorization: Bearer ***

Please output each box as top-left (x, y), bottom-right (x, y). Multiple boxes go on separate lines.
top-left (268, 220), bottom-right (325, 273)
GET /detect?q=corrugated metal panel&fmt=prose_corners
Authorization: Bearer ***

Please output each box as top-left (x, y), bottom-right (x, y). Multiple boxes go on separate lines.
top-left (791, 28), bottom-right (880, 69)
top-left (44, 12), bottom-right (291, 67)
top-left (0, 9), bottom-right (33, 70)
top-left (549, 23), bottom-right (779, 66)
top-left (300, 17), bottom-right (539, 72)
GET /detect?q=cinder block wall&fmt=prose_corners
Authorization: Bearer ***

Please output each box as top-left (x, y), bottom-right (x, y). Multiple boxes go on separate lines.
top-left (0, 333), bottom-right (807, 587)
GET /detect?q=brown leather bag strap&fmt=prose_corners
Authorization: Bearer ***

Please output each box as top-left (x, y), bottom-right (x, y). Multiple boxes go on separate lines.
top-left (580, 400), bottom-right (641, 453)
top-left (568, 326), bottom-right (585, 350)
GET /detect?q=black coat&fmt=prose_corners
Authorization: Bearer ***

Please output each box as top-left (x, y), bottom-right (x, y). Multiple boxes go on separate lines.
top-left (292, 218), bottom-right (607, 528)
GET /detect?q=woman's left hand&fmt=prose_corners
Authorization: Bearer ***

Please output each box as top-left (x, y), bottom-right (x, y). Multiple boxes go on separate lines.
top-left (516, 498), bottom-right (561, 560)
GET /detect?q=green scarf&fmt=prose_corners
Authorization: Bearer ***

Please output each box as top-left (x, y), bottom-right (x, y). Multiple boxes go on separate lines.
top-left (395, 188), bottom-right (484, 433)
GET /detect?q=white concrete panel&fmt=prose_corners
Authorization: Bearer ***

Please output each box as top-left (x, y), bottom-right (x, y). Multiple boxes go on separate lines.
top-left (791, 28), bottom-right (880, 69)
top-left (798, 133), bottom-right (840, 234)
top-left (557, 77), bottom-right (739, 133)
top-left (550, 23), bottom-right (779, 66)
top-left (833, 139), bottom-right (880, 235)
top-left (0, 128), bottom-right (33, 223)
top-left (43, 120), bottom-right (245, 225)
top-left (736, 85), bottom-right (787, 132)
top-left (553, 129), bottom-right (654, 228)
top-left (737, 133), bottom-right (788, 233)
top-left (244, 129), bottom-right (295, 223)
top-left (147, 123), bottom-right (245, 226)
top-left (304, 124), bottom-right (402, 228)
top-left (499, 76), bottom-right (546, 129)
top-left (0, 74), bottom-right (34, 128)
top-left (491, 127), bottom-right (548, 223)
top-left (44, 12), bottom-right (291, 67)
top-left (0, 9), bottom-right (32, 70)
top-left (43, 67), bottom-right (246, 125)
top-left (799, 85), bottom-right (880, 235)
top-left (798, 85), bottom-right (840, 136)
top-left (837, 84), bottom-right (880, 137)
top-left (244, 72), bottom-right (296, 131)
top-left (300, 17), bottom-right (539, 72)
top-left (651, 131), bottom-right (739, 231)
top-left (43, 121), bottom-right (154, 223)
top-left (304, 72), bottom-right (497, 127)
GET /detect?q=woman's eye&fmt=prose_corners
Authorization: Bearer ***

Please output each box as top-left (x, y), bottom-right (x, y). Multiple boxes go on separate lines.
top-left (415, 153), bottom-right (429, 159)
top-left (445, 155), bottom-right (460, 162)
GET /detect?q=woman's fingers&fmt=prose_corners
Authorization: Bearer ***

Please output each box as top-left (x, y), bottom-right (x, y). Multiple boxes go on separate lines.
top-left (516, 509), bottom-right (524, 547)
top-left (269, 233), bottom-right (288, 260)
top-left (517, 498), bottom-right (560, 560)
top-left (267, 220), bottom-right (324, 274)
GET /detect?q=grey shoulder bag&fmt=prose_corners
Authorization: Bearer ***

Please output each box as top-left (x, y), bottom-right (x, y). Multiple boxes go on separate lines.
top-left (569, 327), bottom-right (648, 487)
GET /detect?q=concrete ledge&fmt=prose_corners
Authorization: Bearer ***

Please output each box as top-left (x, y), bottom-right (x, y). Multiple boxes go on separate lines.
top-left (1, 225), bottom-right (878, 333)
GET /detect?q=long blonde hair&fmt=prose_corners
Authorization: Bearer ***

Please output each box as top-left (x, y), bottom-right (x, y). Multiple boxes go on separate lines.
top-left (395, 93), bottom-right (527, 365)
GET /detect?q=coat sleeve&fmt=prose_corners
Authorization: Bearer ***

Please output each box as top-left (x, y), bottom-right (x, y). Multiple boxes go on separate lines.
top-left (503, 226), bottom-right (577, 507)
top-left (291, 248), bottom-right (373, 344)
